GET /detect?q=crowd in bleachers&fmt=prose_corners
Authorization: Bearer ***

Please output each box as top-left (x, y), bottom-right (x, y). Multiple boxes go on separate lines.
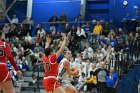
top-left (0, 12), bottom-right (140, 93)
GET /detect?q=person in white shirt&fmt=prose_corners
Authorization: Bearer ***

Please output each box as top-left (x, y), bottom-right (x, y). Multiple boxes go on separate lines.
top-left (25, 32), bottom-right (33, 42)
top-left (11, 14), bottom-right (18, 24)
top-left (97, 49), bottom-right (104, 61)
top-left (76, 27), bottom-right (86, 41)
top-left (83, 43), bottom-right (93, 59)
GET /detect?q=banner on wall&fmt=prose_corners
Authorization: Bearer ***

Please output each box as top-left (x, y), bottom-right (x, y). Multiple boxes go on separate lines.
top-left (0, 0), bottom-right (6, 20)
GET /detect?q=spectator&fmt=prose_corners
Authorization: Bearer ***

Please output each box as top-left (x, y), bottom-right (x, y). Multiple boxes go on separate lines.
top-left (35, 24), bottom-right (45, 37)
top-left (2, 23), bottom-right (10, 38)
top-left (60, 11), bottom-right (67, 31)
top-left (83, 43), bottom-right (93, 60)
top-left (75, 14), bottom-right (84, 26)
top-left (25, 32), bottom-right (33, 42)
top-left (11, 14), bottom-right (18, 24)
top-left (84, 22), bottom-right (92, 39)
top-left (94, 62), bottom-right (109, 93)
top-left (48, 13), bottom-right (59, 32)
top-left (76, 26), bottom-right (86, 41)
top-left (21, 56), bottom-right (29, 71)
top-left (106, 67), bottom-right (118, 93)
top-left (63, 23), bottom-right (70, 34)
top-left (93, 22), bottom-right (103, 39)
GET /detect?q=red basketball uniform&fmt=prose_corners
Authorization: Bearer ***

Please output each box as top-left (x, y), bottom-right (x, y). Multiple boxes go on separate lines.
top-left (43, 54), bottom-right (60, 92)
top-left (0, 41), bottom-right (18, 82)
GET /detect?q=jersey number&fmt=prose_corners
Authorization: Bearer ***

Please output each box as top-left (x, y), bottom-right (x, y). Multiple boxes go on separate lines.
top-left (45, 63), bottom-right (51, 72)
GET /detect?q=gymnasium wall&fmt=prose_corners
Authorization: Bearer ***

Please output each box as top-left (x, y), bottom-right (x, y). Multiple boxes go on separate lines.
top-left (32, 0), bottom-right (81, 24)
top-left (86, 0), bottom-right (140, 26)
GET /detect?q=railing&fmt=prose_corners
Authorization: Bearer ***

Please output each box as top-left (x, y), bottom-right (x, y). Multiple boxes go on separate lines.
top-left (106, 42), bottom-right (140, 79)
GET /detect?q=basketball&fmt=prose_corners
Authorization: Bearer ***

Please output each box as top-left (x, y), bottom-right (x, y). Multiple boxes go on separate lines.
top-left (70, 67), bottom-right (79, 77)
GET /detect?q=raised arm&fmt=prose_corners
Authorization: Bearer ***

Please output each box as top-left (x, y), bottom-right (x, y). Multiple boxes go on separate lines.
top-left (56, 33), bottom-right (66, 58)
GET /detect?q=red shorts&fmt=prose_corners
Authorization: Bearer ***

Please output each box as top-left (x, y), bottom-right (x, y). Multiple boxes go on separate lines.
top-left (43, 77), bottom-right (61, 92)
top-left (0, 64), bottom-right (11, 82)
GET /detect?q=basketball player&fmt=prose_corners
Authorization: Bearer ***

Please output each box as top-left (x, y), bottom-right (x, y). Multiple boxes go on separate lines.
top-left (43, 33), bottom-right (66, 93)
top-left (0, 31), bottom-right (22, 93)
top-left (58, 50), bottom-right (79, 93)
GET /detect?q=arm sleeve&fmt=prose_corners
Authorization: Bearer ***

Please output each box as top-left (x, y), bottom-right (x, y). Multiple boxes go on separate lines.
top-left (5, 43), bottom-right (18, 71)
top-left (57, 54), bottom-right (63, 63)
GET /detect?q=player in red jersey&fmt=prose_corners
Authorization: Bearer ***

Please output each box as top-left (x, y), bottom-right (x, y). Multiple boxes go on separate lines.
top-left (0, 31), bottom-right (22, 93)
top-left (43, 33), bottom-right (66, 93)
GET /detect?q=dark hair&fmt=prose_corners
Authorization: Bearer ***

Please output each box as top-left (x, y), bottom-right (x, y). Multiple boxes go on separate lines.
top-left (44, 48), bottom-right (53, 57)
top-left (0, 31), bottom-right (2, 36)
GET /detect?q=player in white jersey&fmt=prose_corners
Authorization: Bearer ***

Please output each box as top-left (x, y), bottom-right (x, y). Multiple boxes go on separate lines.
top-left (58, 50), bottom-right (79, 93)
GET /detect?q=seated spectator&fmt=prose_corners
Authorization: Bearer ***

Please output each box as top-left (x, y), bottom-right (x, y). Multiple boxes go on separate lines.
top-left (75, 72), bottom-right (86, 92)
top-left (63, 23), bottom-right (70, 34)
top-left (15, 55), bottom-right (22, 71)
top-left (34, 47), bottom-right (42, 59)
top-left (10, 66), bottom-right (18, 81)
top-left (21, 57), bottom-right (29, 71)
top-left (11, 14), bottom-right (18, 24)
top-left (9, 24), bottom-right (17, 38)
top-left (76, 26), bottom-right (86, 41)
top-left (17, 24), bottom-right (26, 38)
top-left (36, 33), bottom-right (42, 45)
top-left (2, 23), bottom-right (10, 38)
top-left (6, 61), bottom-right (12, 71)
top-left (34, 42), bottom-right (43, 53)
top-left (35, 24), bottom-right (45, 37)
top-left (108, 29), bottom-right (116, 41)
top-left (84, 71), bottom-right (97, 93)
top-left (97, 49), bottom-right (104, 62)
top-left (84, 43), bottom-right (93, 60)
top-left (25, 32), bottom-right (33, 42)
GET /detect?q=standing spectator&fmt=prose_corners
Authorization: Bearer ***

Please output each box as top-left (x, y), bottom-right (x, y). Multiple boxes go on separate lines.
top-left (75, 14), bottom-right (84, 26)
top-left (60, 11), bottom-right (67, 31)
top-left (84, 22), bottom-right (92, 39)
top-left (22, 17), bottom-right (34, 36)
top-left (11, 14), bottom-right (18, 24)
top-left (48, 13), bottom-right (59, 32)
top-left (93, 22), bottom-right (103, 40)
top-left (106, 67), bottom-right (118, 93)
top-left (94, 62), bottom-right (109, 93)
